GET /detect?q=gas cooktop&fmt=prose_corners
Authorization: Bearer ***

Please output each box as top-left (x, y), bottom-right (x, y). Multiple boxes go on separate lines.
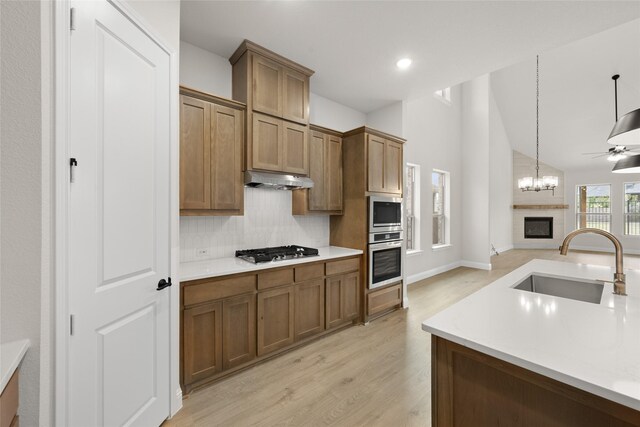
top-left (235, 245), bottom-right (319, 264)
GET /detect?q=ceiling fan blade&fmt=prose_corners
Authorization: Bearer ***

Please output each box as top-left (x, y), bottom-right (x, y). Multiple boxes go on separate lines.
top-left (590, 153), bottom-right (609, 159)
top-left (582, 151), bottom-right (605, 155)
top-left (627, 147), bottom-right (640, 152)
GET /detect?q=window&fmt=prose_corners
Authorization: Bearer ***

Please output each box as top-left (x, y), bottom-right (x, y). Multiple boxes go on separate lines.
top-left (405, 164), bottom-right (421, 253)
top-left (432, 170), bottom-right (450, 247)
top-left (434, 87), bottom-right (451, 105)
top-left (624, 182), bottom-right (640, 235)
top-left (576, 184), bottom-right (611, 232)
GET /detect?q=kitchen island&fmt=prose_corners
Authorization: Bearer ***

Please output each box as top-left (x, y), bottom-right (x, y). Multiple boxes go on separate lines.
top-left (423, 259), bottom-right (640, 426)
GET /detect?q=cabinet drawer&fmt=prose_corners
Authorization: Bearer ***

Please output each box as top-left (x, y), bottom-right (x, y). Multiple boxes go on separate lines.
top-left (294, 263), bottom-right (324, 282)
top-left (326, 257), bottom-right (359, 276)
top-left (367, 284), bottom-right (402, 317)
top-left (183, 275), bottom-right (256, 307)
top-left (258, 268), bottom-right (294, 290)
top-left (0, 370), bottom-right (18, 427)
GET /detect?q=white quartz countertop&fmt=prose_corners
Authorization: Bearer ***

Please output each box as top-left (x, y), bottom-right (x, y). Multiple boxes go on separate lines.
top-left (422, 259), bottom-right (640, 411)
top-left (1, 339), bottom-right (30, 393)
top-left (180, 246), bottom-right (363, 282)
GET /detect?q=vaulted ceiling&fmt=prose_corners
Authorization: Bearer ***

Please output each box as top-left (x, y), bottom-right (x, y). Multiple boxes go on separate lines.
top-left (491, 19), bottom-right (640, 172)
top-left (181, 1), bottom-right (640, 113)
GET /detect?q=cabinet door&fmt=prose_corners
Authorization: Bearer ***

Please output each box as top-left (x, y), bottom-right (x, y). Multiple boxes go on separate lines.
top-left (295, 279), bottom-right (325, 341)
top-left (282, 68), bottom-right (309, 124)
top-left (384, 140), bottom-right (403, 195)
top-left (183, 301), bottom-right (222, 385)
top-left (342, 271), bottom-right (359, 321)
top-left (307, 131), bottom-right (326, 210)
top-left (211, 105), bottom-right (244, 211)
top-left (283, 121), bottom-right (309, 175)
top-left (252, 55), bottom-right (282, 117)
top-left (326, 135), bottom-right (343, 211)
top-left (325, 276), bottom-right (344, 329)
top-left (257, 286), bottom-right (294, 356)
top-left (252, 113), bottom-right (282, 172)
top-left (367, 134), bottom-right (386, 193)
top-left (180, 95), bottom-right (211, 209)
top-left (222, 294), bottom-right (256, 370)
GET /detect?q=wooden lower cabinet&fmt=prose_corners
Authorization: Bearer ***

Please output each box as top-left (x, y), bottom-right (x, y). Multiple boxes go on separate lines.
top-left (183, 301), bottom-right (223, 384)
top-left (294, 279), bottom-right (325, 340)
top-left (257, 286), bottom-right (295, 356)
top-left (432, 335), bottom-right (640, 427)
top-left (367, 283), bottom-right (402, 317)
top-left (222, 294), bottom-right (256, 370)
top-left (326, 271), bottom-right (359, 329)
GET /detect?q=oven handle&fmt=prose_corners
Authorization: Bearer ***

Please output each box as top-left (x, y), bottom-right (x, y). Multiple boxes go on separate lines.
top-left (369, 240), bottom-right (403, 250)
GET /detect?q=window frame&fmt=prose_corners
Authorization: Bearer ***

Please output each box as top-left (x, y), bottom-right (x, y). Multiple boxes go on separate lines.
top-left (432, 169), bottom-right (451, 249)
top-left (575, 183), bottom-right (612, 232)
top-left (405, 163), bottom-right (421, 255)
top-left (623, 181), bottom-right (640, 237)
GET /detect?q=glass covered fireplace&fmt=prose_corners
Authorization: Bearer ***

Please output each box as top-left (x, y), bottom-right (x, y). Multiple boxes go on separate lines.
top-left (524, 217), bottom-right (553, 239)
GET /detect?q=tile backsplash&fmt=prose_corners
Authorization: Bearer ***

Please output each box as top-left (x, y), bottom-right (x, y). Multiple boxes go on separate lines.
top-left (180, 187), bottom-right (330, 262)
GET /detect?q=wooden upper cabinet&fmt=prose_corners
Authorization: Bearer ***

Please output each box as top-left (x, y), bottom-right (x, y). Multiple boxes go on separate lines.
top-left (230, 40), bottom-right (314, 175)
top-left (283, 68), bottom-right (309, 124)
top-left (367, 135), bottom-right (386, 193)
top-left (283, 121), bottom-right (308, 175)
top-left (326, 135), bottom-right (343, 211)
top-left (180, 95), bottom-right (211, 210)
top-left (252, 112), bottom-right (283, 172)
top-left (366, 132), bottom-right (404, 195)
top-left (252, 55), bottom-right (283, 117)
top-left (292, 126), bottom-right (343, 215)
top-left (180, 87), bottom-right (245, 216)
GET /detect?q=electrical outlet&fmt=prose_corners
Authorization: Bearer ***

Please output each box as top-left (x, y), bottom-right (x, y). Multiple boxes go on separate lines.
top-left (196, 248), bottom-right (209, 258)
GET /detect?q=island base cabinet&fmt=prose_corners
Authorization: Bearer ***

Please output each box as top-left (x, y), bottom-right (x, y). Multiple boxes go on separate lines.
top-left (257, 286), bottom-right (295, 356)
top-left (222, 294), bottom-right (256, 370)
top-left (431, 336), bottom-right (640, 427)
top-left (183, 302), bottom-right (223, 385)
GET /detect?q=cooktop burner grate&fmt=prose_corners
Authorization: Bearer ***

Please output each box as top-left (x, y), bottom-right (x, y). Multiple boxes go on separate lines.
top-left (235, 245), bottom-right (319, 263)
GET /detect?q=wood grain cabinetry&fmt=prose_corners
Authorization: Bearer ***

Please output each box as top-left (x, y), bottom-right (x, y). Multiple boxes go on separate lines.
top-left (366, 133), bottom-right (403, 195)
top-left (230, 40), bottom-right (313, 175)
top-left (180, 87), bottom-right (244, 216)
top-left (181, 255), bottom-right (360, 393)
top-left (367, 283), bottom-right (402, 317)
top-left (432, 335), bottom-right (640, 426)
top-left (292, 125), bottom-right (343, 215)
top-left (0, 370), bottom-right (19, 427)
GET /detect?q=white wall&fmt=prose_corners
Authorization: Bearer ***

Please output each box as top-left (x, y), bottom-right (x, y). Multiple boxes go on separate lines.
top-left (461, 75), bottom-right (491, 269)
top-left (366, 101), bottom-right (404, 137)
top-left (564, 168), bottom-right (640, 254)
top-left (309, 92), bottom-right (366, 132)
top-left (1, 3), bottom-right (43, 426)
top-left (403, 87), bottom-right (464, 282)
top-left (180, 41), bottom-right (232, 97)
top-left (489, 87), bottom-right (513, 253)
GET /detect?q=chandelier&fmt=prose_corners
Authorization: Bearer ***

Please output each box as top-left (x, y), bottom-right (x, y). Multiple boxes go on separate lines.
top-left (518, 55), bottom-right (558, 195)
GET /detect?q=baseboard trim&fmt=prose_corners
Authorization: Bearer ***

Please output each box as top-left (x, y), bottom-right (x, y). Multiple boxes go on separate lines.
top-left (406, 261), bottom-right (462, 285)
top-left (514, 242), bottom-right (561, 250)
top-left (492, 245), bottom-right (514, 255)
top-left (566, 245), bottom-right (640, 256)
top-left (461, 260), bottom-right (492, 271)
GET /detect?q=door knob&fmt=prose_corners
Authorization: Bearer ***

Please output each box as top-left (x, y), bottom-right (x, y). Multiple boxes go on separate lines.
top-left (157, 277), bottom-right (172, 291)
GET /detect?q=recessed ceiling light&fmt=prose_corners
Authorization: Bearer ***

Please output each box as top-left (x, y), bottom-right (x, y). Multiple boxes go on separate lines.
top-left (396, 58), bottom-right (412, 70)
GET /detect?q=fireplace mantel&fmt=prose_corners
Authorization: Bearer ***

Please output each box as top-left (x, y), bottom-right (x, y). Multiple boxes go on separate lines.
top-left (513, 204), bottom-right (568, 210)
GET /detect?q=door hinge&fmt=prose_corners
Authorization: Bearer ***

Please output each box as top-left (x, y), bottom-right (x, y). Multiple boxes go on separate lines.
top-left (70, 314), bottom-right (75, 335)
top-left (70, 7), bottom-right (76, 31)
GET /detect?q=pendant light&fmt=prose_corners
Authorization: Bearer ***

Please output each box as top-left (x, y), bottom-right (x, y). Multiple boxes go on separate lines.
top-left (517, 55), bottom-right (558, 194)
top-left (608, 74), bottom-right (640, 146)
top-left (612, 74), bottom-right (640, 173)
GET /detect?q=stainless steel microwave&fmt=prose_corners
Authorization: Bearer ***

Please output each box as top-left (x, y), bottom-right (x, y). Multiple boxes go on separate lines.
top-left (369, 196), bottom-right (402, 233)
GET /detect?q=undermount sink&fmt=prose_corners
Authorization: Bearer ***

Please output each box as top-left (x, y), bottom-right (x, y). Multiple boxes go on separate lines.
top-left (513, 274), bottom-right (604, 304)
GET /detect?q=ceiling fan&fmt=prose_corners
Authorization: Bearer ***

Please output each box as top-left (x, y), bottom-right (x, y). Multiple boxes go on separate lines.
top-left (582, 145), bottom-right (640, 162)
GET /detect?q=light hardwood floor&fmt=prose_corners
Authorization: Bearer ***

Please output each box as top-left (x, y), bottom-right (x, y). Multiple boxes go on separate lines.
top-left (165, 249), bottom-right (640, 427)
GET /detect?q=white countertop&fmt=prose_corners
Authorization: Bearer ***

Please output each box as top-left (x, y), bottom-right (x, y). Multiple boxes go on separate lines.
top-left (180, 246), bottom-right (363, 282)
top-left (1, 339), bottom-right (30, 393)
top-left (422, 259), bottom-right (640, 411)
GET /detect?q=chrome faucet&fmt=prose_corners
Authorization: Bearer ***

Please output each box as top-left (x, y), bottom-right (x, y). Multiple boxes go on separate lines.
top-left (559, 228), bottom-right (626, 296)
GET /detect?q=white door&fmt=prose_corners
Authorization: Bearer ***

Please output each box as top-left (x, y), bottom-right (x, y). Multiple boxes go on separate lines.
top-left (68, 1), bottom-right (171, 426)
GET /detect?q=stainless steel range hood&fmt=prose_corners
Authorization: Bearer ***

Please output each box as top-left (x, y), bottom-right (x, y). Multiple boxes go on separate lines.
top-left (244, 170), bottom-right (314, 190)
